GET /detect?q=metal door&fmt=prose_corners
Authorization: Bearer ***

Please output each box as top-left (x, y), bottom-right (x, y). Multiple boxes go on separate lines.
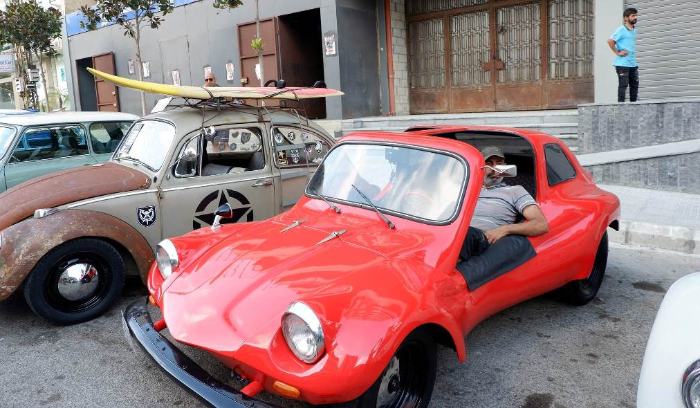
top-left (407, 0), bottom-right (594, 113)
top-left (92, 53), bottom-right (119, 112)
top-left (238, 19), bottom-right (279, 87)
top-left (494, 2), bottom-right (543, 111)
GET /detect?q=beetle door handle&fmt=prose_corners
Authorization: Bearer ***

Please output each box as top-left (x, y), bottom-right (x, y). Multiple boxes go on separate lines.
top-left (252, 179), bottom-right (273, 187)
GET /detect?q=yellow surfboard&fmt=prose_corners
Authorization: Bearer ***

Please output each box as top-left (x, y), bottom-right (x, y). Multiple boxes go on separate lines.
top-left (87, 68), bottom-right (343, 100)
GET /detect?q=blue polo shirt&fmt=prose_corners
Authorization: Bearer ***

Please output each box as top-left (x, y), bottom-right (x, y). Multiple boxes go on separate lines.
top-left (611, 25), bottom-right (638, 67)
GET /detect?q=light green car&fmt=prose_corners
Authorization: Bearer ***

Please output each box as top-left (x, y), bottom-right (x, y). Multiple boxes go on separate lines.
top-left (0, 112), bottom-right (138, 192)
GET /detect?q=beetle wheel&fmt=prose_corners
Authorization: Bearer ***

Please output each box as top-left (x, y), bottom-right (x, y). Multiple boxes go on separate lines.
top-left (23, 238), bottom-right (125, 325)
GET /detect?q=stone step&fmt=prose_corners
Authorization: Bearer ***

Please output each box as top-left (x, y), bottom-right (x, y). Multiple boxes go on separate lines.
top-left (343, 110), bottom-right (579, 129)
top-left (341, 124), bottom-right (578, 138)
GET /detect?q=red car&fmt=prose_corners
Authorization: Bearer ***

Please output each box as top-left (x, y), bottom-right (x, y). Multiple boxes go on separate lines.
top-left (124, 126), bottom-right (620, 408)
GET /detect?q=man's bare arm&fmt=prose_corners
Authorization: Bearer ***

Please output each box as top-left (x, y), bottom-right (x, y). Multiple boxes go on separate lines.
top-left (484, 205), bottom-right (549, 244)
top-left (607, 38), bottom-right (628, 56)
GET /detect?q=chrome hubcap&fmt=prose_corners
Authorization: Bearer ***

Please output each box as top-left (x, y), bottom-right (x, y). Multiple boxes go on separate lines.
top-left (377, 356), bottom-right (400, 407)
top-left (57, 263), bottom-right (100, 302)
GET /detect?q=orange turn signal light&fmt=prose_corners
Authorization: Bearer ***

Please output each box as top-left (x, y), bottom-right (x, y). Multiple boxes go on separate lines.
top-left (148, 295), bottom-right (158, 307)
top-left (273, 381), bottom-right (300, 399)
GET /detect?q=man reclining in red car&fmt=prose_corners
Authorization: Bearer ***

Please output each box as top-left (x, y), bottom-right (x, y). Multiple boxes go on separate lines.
top-left (457, 146), bottom-right (549, 290)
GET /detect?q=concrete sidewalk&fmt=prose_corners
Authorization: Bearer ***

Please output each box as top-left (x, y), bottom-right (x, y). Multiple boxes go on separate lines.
top-left (599, 184), bottom-right (700, 255)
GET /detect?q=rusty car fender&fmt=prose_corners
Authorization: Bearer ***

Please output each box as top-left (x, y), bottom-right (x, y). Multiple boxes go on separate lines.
top-left (0, 209), bottom-right (154, 301)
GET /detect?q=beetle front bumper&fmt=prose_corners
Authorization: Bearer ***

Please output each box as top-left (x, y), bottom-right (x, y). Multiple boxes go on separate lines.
top-left (123, 297), bottom-right (278, 408)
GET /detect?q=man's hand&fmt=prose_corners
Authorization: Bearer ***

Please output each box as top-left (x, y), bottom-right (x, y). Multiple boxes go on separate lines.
top-left (485, 226), bottom-right (510, 244)
top-left (617, 49), bottom-right (628, 56)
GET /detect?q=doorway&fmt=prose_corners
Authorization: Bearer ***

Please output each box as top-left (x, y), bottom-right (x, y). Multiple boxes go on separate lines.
top-left (238, 9), bottom-right (326, 119)
top-left (406, 0), bottom-right (594, 113)
top-left (277, 9), bottom-right (325, 119)
top-left (76, 57), bottom-right (97, 111)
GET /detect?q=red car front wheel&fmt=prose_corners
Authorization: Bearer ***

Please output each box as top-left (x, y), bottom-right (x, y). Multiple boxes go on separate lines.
top-left (334, 328), bottom-right (437, 408)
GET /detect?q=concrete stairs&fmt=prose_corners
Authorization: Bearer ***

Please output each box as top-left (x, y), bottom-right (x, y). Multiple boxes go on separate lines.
top-left (338, 109), bottom-right (579, 151)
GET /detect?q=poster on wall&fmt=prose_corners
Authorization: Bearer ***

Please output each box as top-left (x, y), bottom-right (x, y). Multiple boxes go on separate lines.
top-left (323, 31), bottom-right (337, 56)
top-left (142, 62), bottom-right (151, 78)
top-left (128, 59), bottom-right (135, 75)
top-left (171, 69), bottom-right (181, 86)
top-left (226, 62), bottom-right (235, 81)
top-left (0, 54), bottom-right (16, 73)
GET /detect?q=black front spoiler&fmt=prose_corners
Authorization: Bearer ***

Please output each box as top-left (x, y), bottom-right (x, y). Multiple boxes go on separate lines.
top-left (123, 297), bottom-right (278, 408)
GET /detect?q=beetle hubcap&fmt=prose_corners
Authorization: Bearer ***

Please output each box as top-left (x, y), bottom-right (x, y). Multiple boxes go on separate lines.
top-left (46, 253), bottom-right (112, 314)
top-left (57, 263), bottom-right (100, 302)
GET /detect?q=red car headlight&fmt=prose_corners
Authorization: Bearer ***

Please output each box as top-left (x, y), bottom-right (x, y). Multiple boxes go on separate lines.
top-left (156, 239), bottom-right (179, 279)
top-left (282, 301), bottom-right (325, 364)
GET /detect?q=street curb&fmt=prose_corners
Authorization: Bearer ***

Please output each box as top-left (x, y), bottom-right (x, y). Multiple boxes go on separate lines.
top-left (609, 221), bottom-right (700, 255)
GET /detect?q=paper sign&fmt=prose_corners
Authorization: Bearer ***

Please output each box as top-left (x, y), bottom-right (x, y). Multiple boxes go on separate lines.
top-left (324, 32), bottom-right (337, 56)
top-left (171, 69), bottom-right (181, 86)
top-left (226, 62), bottom-right (235, 81)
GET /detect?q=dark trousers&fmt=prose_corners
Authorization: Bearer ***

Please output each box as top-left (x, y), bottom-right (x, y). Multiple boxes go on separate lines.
top-left (459, 227), bottom-right (490, 260)
top-left (616, 66), bottom-right (639, 102)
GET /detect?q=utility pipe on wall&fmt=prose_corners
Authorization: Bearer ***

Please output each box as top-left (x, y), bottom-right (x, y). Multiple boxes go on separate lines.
top-left (384, 0), bottom-right (396, 116)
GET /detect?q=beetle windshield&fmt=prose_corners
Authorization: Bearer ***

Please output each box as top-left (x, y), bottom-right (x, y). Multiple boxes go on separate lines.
top-left (114, 120), bottom-right (175, 172)
top-left (0, 126), bottom-right (15, 160)
top-left (307, 144), bottom-right (466, 223)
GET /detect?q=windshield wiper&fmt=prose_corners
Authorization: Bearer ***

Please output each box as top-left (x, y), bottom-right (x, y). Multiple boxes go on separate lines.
top-left (309, 187), bottom-right (341, 214)
top-left (351, 184), bottom-right (395, 229)
top-left (115, 155), bottom-right (155, 172)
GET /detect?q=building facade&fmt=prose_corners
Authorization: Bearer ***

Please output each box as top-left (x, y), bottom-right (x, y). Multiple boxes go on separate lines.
top-left (63, 0), bottom-right (700, 119)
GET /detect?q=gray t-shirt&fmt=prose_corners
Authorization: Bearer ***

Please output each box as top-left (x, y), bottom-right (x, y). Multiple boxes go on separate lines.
top-left (470, 183), bottom-right (537, 231)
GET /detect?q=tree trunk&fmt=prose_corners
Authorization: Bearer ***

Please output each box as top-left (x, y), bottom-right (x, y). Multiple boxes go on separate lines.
top-left (36, 51), bottom-right (51, 112)
top-left (255, 0), bottom-right (264, 86)
top-left (134, 19), bottom-right (147, 115)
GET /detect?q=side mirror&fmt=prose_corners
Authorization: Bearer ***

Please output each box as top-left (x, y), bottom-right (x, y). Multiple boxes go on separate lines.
top-left (181, 147), bottom-right (197, 163)
top-left (492, 164), bottom-right (517, 177)
top-left (211, 203), bottom-right (233, 230)
top-left (173, 147), bottom-right (198, 177)
top-left (203, 126), bottom-right (217, 141)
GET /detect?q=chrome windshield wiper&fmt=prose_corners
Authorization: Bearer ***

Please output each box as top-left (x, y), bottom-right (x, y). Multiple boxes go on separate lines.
top-left (115, 156), bottom-right (156, 172)
top-left (351, 184), bottom-right (395, 229)
top-left (309, 187), bottom-right (341, 214)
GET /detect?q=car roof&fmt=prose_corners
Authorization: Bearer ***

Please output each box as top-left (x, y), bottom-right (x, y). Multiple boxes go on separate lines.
top-left (0, 111), bottom-right (139, 126)
top-left (0, 109), bottom-right (35, 116)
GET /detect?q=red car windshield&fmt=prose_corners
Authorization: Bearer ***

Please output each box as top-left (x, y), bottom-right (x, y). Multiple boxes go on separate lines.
top-left (308, 143), bottom-right (466, 223)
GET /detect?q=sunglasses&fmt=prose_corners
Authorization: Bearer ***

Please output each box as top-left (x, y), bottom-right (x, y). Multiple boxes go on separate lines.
top-left (205, 78), bottom-right (214, 82)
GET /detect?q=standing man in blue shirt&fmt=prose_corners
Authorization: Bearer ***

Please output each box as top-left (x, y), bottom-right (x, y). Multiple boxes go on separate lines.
top-left (608, 8), bottom-right (639, 102)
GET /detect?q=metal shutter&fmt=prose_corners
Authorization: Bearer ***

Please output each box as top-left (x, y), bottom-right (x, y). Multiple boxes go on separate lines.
top-left (624, 1), bottom-right (700, 100)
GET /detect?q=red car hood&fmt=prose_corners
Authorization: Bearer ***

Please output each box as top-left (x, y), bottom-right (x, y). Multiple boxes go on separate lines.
top-left (162, 220), bottom-right (388, 352)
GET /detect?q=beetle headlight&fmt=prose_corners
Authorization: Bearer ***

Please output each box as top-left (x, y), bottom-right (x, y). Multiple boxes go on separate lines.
top-left (282, 301), bottom-right (325, 364)
top-left (156, 239), bottom-right (179, 279)
top-left (684, 359), bottom-right (700, 408)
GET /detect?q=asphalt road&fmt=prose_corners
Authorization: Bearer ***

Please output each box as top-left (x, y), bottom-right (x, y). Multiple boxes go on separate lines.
top-left (1, 243), bottom-right (698, 408)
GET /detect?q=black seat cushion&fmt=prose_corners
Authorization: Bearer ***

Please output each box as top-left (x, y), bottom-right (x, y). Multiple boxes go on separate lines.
top-left (248, 151), bottom-right (265, 170)
top-left (503, 173), bottom-right (536, 199)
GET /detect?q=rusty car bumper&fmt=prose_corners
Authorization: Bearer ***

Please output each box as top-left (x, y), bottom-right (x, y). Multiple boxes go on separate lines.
top-left (123, 297), bottom-right (278, 408)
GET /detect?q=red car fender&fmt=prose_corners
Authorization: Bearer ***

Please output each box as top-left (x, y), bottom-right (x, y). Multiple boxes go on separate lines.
top-left (0, 209), bottom-right (154, 301)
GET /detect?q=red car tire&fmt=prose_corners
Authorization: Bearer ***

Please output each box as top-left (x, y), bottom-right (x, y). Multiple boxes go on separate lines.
top-left (332, 328), bottom-right (437, 408)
